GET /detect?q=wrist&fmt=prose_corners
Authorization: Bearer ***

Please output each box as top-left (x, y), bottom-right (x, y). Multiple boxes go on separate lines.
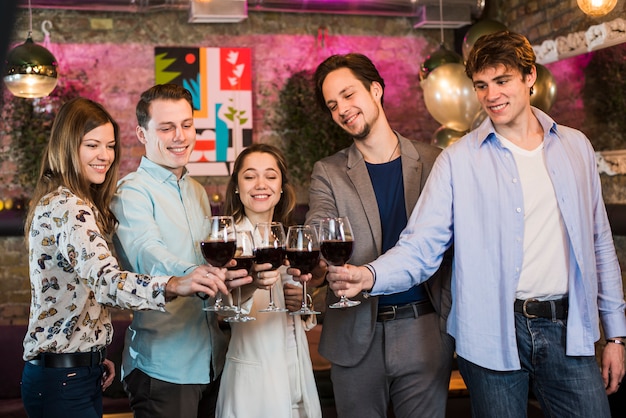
top-left (606, 337), bottom-right (626, 347)
top-left (361, 264), bottom-right (376, 298)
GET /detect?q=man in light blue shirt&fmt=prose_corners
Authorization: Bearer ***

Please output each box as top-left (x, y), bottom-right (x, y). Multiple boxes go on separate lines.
top-left (111, 84), bottom-right (251, 418)
top-left (326, 32), bottom-right (626, 417)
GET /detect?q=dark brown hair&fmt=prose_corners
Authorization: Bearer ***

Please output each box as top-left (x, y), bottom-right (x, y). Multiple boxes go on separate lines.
top-left (223, 143), bottom-right (296, 226)
top-left (136, 83), bottom-right (194, 128)
top-left (465, 31), bottom-right (536, 81)
top-left (314, 53), bottom-right (385, 113)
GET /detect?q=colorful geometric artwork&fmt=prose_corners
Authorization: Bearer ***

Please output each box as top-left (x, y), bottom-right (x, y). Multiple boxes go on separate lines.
top-left (155, 47), bottom-right (253, 176)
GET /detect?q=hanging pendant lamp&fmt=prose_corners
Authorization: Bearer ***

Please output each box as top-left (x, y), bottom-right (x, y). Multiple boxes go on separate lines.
top-left (3, 0), bottom-right (58, 98)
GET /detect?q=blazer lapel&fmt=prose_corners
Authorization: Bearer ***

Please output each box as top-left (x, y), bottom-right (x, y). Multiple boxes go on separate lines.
top-left (346, 144), bottom-right (383, 254)
top-left (398, 134), bottom-right (424, 217)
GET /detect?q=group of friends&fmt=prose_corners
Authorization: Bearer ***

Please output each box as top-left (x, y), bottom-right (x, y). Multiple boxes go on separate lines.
top-left (20, 30), bottom-right (626, 418)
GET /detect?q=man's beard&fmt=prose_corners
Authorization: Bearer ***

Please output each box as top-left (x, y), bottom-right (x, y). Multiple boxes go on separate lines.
top-left (349, 123), bottom-right (371, 140)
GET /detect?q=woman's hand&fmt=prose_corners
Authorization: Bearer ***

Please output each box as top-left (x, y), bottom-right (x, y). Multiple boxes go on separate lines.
top-left (252, 262), bottom-right (281, 290)
top-left (283, 282), bottom-right (304, 312)
top-left (101, 358), bottom-right (115, 391)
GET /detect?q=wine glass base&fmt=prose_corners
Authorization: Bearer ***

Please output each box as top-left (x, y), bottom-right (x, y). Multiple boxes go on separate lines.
top-left (224, 315), bottom-right (256, 323)
top-left (203, 306), bottom-right (238, 315)
top-left (329, 299), bottom-right (361, 309)
top-left (290, 308), bottom-right (321, 316)
top-left (259, 306), bottom-right (289, 313)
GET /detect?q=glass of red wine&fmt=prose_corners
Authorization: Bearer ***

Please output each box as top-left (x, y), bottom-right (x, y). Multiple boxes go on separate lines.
top-left (254, 221), bottom-right (288, 313)
top-left (287, 224), bottom-right (321, 316)
top-left (319, 216), bottom-right (360, 309)
top-left (200, 215), bottom-right (237, 313)
top-left (225, 229), bottom-right (256, 323)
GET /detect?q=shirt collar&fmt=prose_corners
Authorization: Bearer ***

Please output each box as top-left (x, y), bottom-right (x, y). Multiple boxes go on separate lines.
top-left (138, 156), bottom-right (189, 183)
top-left (474, 106), bottom-right (559, 148)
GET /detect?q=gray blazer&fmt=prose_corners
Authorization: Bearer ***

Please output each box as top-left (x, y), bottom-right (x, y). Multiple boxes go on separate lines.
top-left (306, 133), bottom-right (452, 367)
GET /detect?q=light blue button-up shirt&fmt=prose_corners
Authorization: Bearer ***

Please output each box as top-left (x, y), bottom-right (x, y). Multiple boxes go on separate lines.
top-left (369, 108), bottom-right (626, 371)
top-left (111, 157), bottom-right (226, 384)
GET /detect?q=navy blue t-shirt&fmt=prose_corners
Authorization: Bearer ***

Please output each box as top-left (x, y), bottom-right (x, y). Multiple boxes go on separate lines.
top-left (366, 157), bottom-right (427, 306)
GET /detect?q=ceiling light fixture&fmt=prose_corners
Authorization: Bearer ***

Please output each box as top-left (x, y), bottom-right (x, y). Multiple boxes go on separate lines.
top-left (3, 0), bottom-right (58, 98)
top-left (577, 0), bottom-right (618, 17)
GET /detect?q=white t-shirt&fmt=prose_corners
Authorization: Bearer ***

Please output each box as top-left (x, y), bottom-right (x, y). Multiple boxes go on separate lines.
top-left (498, 134), bottom-right (569, 300)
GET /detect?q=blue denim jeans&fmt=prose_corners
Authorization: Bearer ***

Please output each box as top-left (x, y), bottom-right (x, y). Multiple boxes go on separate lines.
top-left (21, 361), bottom-right (104, 418)
top-left (457, 313), bottom-right (611, 418)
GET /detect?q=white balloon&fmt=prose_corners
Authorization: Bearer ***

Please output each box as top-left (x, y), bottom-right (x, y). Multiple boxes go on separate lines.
top-left (421, 63), bottom-right (481, 132)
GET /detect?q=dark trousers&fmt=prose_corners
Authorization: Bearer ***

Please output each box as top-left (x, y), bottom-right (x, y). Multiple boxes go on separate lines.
top-left (123, 368), bottom-right (221, 418)
top-left (21, 361), bottom-right (104, 418)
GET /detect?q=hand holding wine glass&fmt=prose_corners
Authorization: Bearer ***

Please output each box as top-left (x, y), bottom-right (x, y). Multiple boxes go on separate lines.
top-left (286, 224), bottom-right (321, 316)
top-left (200, 215), bottom-right (237, 313)
top-left (225, 229), bottom-right (256, 322)
top-left (319, 216), bottom-right (361, 308)
top-left (254, 222), bottom-right (288, 313)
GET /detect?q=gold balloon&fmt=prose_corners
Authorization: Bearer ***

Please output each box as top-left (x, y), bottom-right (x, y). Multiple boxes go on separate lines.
top-left (471, 109), bottom-right (488, 131)
top-left (431, 126), bottom-right (466, 149)
top-left (421, 63), bottom-right (482, 133)
top-left (530, 64), bottom-right (557, 113)
top-left (420, 45), bottom-right (463, 82)
top-left (462, 20), bottom-right (508, 61)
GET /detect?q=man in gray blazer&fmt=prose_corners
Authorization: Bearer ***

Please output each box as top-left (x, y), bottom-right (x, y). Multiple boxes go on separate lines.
top-left (293, 53), bottom-right (454, 417)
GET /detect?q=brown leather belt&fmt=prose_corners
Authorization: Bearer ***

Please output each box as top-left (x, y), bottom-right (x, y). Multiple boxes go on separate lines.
top-left (376, 300), bottom-right (435, 322)
top-left (28, 347), bottom-right (107, 368)
top-left (514, 297), bottom-right (568, 320)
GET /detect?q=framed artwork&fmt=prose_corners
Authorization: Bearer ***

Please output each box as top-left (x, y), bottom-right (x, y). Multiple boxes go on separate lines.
top-left (155, 46), bottom-right (253, 176)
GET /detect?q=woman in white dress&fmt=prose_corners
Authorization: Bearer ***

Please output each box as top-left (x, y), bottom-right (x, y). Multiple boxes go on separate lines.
top-left (216, 143), bottom-right (322, 418)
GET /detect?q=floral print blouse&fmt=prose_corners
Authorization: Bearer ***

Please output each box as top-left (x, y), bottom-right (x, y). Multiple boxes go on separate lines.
top-left (23, 187), bottom-right (171, 360)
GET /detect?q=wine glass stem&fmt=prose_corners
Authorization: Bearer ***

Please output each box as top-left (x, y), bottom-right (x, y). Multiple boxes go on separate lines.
top-left (237, 287), bottom-right (242, 313)
top-left (301, 282), bottom-right (308, 310)
top-left (215, 292), bottom-right (223, 307)
top-left (268, 285), bottom-right (275, 307)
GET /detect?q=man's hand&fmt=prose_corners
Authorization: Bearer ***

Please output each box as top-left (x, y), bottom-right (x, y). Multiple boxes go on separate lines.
top-left (602, 339), bottom-right (625, 394)
top-left (326, 264), bottom-right (374, 298)
top-left (288, 259), bottom-right (327, 287)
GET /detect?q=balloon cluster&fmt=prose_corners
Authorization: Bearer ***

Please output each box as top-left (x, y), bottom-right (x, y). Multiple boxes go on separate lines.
top-left (421, 20), bottom-right (557, 148)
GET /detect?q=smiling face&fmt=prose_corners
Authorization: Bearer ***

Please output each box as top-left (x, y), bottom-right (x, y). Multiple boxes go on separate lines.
top-left (236, 151), bottom-right (282, 225)
top-left (137, 98), bottom-right (196, 178)
top-left (321, 67), bottom-right (382, 140)
top-left (472, 64), bottom-right (536, 131)
top-left (79, 122), bottom-right (116, 185)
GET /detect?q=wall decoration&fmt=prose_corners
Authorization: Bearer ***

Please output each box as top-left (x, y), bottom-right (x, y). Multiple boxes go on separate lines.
top-left (155, 46), bottom-right (253, 176)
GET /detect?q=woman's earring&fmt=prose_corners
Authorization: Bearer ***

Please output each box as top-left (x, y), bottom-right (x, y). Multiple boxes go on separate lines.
top-left (235, 189), bottom-right (239, 194)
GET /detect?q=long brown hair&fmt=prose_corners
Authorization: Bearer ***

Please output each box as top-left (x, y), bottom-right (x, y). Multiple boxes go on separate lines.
top-left (24, 97), bottom-right (121, 241)
top-left (223, 143), bottom-right (296, 226)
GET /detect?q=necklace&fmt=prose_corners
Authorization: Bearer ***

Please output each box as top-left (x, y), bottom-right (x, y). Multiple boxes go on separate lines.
top-left (388, 140), bottom-right (400, 162)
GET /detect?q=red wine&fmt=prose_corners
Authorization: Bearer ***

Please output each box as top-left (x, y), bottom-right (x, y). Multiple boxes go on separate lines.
top-left (286, 249), bottom-right (320, 274)
top-left (201, 240), bottom-right (236, 267)
top-left (320, 240), bottom-right (353, 265)
top-left (227, 255), bottom-right (255, 274)
top-left (254, 247), bottom-right (284, 269)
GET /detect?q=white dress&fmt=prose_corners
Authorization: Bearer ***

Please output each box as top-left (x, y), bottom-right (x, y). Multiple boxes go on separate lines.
top-left (216, 218), bottom-right (322, 418)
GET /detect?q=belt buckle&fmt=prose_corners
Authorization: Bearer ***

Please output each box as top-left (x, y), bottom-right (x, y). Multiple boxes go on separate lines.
top-left (380, 306), bottom-right (397, 321)
top-left (522, 298), bottom-right (539, 319)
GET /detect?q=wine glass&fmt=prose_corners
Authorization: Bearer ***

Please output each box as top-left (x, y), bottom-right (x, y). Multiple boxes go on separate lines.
top-left (319, 217), bottom-right (361, 309)
top-left (200, 215), bottom-right (237, 313)
top-left (225, 230), bottom-right (256, 323)
top-left (287, 224), bottom-right (321, 316)
top-left (254, 222), bottom-right (288, 313)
